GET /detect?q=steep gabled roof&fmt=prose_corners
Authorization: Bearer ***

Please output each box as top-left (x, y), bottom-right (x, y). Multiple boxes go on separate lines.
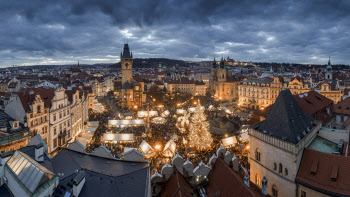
top-left (122, 81), bottom-right (133, 90)
top-left (257, 89), bottom-right (313, 144)
top-left (160, 170), bottom-right (195, 197)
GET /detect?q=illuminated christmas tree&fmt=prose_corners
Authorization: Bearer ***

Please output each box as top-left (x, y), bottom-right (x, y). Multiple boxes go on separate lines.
top-left (187, 100), bottom-right (213, 150)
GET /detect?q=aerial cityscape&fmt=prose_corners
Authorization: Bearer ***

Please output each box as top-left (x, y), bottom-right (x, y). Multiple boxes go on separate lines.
top-left (0, 1), bottom-right (350, 197)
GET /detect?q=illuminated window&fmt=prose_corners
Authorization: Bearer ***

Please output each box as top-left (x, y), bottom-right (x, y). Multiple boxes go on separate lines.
top-left (256, 174), bottom-right (261, 187)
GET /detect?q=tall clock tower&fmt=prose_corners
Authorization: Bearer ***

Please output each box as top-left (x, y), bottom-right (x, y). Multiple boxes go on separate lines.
top-left (121, 43), bottom-right (133, 84)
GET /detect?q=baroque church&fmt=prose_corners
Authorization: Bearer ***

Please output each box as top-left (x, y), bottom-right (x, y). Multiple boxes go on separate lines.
top-left (209, 57), bottom-right (240, 101)
top-left (119, 44), bottom-right (146, 109)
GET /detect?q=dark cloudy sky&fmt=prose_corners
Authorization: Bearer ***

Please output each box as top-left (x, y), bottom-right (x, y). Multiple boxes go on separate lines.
top-left (1, 0), bottom-right (350, 67)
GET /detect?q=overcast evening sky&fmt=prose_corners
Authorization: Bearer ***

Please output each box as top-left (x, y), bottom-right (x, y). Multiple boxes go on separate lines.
top-left (1, 0), bottom-right (350, 67)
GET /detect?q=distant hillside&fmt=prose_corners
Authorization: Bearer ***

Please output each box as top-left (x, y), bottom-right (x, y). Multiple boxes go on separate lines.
top-left (110, 58), bottom-right (188, 68)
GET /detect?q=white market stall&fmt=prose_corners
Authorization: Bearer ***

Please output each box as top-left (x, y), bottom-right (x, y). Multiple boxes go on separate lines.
top-left (152, 117), bottom-right (165, 124)
top-left (108, 119), bottom-right (144, 128)
top-left (188, 106), bottom-right (204, 113)
top-left (137, 111), bottom-right (158, 118)
top-left (176, 109), bottom-right (186, 115)
top-left (222, 136), bottom-right (237, 148)
top-left (139, 140), bottom-right (153, 155)
top-left (103, 133), bottom-right (135, 143)
top-left (163, 139), bottom-right (176, 157)
top-left (161, 110), bottom-right (170, 117)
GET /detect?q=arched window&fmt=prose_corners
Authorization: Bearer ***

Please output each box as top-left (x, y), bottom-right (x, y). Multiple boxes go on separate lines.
top-left (37, 105), bottom-right (41, 113)
top-left (279, 163), bottom-right (282, 173)
top-left (255, 148), bottom-right (261, 161)
top-left (273, 163), bottom-right (277, 170)
top-left (272, 185), bottom-right (278, 197)
top-left (284, 168), bottom-right (288, 176)
top-left (256, 174), bottom-right (261, 187)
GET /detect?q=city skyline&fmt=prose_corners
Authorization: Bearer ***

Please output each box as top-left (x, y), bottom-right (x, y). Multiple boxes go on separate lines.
top-left (1, 0), bottom-right (350, 67)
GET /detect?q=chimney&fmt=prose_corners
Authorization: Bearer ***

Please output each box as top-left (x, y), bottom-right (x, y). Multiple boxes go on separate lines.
top-left (73, 171), bottom-right (86, 197)
top-left (261, 177), bottom-right (268, 195)
top-left (35, 143), bottom-right (44, 162)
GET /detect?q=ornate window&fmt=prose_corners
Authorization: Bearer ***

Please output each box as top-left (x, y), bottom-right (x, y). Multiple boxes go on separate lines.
top-left (255, 148), bottom-right (261, 161)
top-left (272, 185), bottom-right (278, 197)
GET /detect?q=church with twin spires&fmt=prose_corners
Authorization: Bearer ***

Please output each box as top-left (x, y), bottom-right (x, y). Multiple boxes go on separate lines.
top-left (119, 43), bottom-right (146, 109)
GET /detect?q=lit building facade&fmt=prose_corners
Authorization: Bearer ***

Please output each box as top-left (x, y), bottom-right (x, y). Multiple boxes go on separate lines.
top-left (210, 58), bottom-right (239, 101)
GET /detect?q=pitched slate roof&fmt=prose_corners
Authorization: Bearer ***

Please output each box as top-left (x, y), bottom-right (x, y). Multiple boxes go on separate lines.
top-left (121, 81), bottom-right (133, 90)
top-left (296, 148), bottom-right (350, 197)
top-left (51, 147), bottom-right (149, 197)
top-left (294, 91), bottom-right (333, 115)
top-left (257, 89), bottom-right (313, 144)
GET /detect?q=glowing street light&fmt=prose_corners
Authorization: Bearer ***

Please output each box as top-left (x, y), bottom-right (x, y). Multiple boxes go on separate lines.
top-left (177, 103), bottom-right (181, 107)
top-left (153, 98), bottom-right (156, 102)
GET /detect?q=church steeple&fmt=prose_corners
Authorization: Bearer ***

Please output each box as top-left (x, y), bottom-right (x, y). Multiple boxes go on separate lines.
top-left (212, 57), bottom-right (217, 68)
top-left (328, 56), bottom-right (331, 66)
top-left (121, 43), bottom-right (132, 58)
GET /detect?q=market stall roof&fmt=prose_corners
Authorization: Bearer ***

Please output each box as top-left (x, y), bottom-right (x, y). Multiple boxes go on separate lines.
top-left (176, 109), bottom-right (186, 114)
top-left (139, 140), bottom-right (153, 155)
top-left (222, 136), bottom-right (237, 147)
top-left (163, 139), bottom-right (176, 154)
top-left (153, 117), bottom-right (165, 123)
top-left (103, 133), bottom-right (134, 142)
top-left (108, 119), bottom-right (144, 126)
top-left (137, 111), bottom-right (158, 118)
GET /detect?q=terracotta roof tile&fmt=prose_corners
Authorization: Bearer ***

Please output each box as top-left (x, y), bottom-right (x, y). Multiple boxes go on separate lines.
top-left (206, 158), bottom-right (265, 197)
top-left (333, 97), bottom-right (350, 115)
top-left (296, 148), bottom-right (350, 196)
top-left (160, 170), bottom-right (196, 197)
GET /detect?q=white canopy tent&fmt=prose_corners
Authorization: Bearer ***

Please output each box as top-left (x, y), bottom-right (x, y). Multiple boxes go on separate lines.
top-left (176, 109), bottom-right (186, 114)
top-left (161, 110), bottom-right (170, 117)
top-left (152, 117), bottom-right (165, 124)
top-left (163, 139), bottom-right (176, 157)
top-left (139, 140), bottom-right (153, 155)
top-left (137, 111), bottom-right (158, 118)
top-left (188, 106), bottom-right (205, 113)
top-left (103, 133), bottom-right (134, 143)
top-left (222, 136), bottom-right (237, 147)
top-left (108, 119), bottom-right (144, 127)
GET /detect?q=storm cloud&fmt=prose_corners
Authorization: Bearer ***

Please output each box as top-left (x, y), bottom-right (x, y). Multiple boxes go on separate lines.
top-left (0, 0), bottom-right (349, 66)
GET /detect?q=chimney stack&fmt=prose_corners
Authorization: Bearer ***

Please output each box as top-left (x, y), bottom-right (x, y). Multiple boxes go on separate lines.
top-left (73, 171), bottom-right (86, 197)
top-left (35, 143), bottom-right (44, 162)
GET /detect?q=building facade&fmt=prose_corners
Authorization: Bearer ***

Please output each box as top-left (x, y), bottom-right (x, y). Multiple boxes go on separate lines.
top-left (248, 89), bottom-right (321, 197)
top-left (49, 87), bottom-right (71, 154)
top-left (210, 58), bottom-right (239, 101)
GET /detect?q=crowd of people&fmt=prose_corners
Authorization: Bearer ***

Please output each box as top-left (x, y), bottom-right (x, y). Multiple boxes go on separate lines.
top-left (84, 92), bottom-right (251, 174)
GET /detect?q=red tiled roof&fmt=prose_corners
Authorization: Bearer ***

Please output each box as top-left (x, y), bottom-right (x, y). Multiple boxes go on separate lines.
top-left (290, 76), bottom-right (303, 82)
top-left (315, 82), bottom-right (336, 91)
top-left (296, 148), bottom-right (350, 196)
top-left (206, 158), bottom-right (265, 197)
top-left (333, 97), bottom-right (350, 115)
top-left (293, 91), bottom-right (333, 115)
top-left (18, 88), bottom-right (55, 108)
top-left (160, 170), bottom-right (196, 197)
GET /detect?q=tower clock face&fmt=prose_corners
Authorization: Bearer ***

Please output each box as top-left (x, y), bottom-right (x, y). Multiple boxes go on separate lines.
top-left (125, 63), bottom-right (128, 69)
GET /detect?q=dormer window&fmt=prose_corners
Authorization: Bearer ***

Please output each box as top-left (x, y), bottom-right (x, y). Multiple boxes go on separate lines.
top-left (37, 105), bottom-right (41, 114)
